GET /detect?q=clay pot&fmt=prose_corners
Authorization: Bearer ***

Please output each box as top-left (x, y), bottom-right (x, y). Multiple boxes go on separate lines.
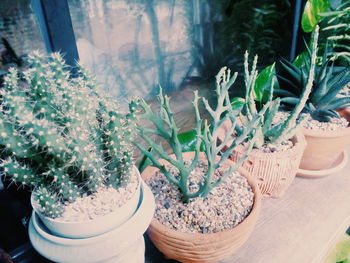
top-left (217, 119), bottom-right (306, 198)
top-left (141, 151), bottom-right (261, 263)
top-left (299, 111), bottom-right (350, 171)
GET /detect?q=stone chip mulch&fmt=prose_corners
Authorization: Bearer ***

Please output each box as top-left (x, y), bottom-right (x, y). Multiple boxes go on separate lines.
top-left (147, 162), bottom-right (254, 234)
top-left (273, 111), bottom-right (349, 132)
top-left (54, 170), bottom-right (139, 222)
top-left (302, 113), bottom-right (349, 131)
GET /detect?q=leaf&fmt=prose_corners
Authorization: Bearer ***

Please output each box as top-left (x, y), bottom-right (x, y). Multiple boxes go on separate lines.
top-left (254, 63), bottom-right (278, 103)
top-left (280, 58), bottom-right (303, 84)
top-left (263, 98), bottom-right (281, 133)
top-left (274, 89), bottom-right (297, 98)
top-left (329, 96), bottom-right (350, 110)
top-left (293, 52), bottom-right (309, 68)
top-left (310, 109), bottom-right (339, 121)
top-left (230, 97), bottom-right (245, 113)
top-left (302, 0), bottom-right (330, 32)
top-left (177, 130), bottom-right (204, 152)
top-left (281, 97), bottom-right (301, 105)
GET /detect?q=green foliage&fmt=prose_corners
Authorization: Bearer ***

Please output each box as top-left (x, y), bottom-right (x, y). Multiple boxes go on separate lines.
top-left (253, 63), bottom-right (279, 103)
top-left (0, 51), bottom-right (137, 218)
top-left (134, 68), bottom-right (264, 203)
top-left (195, 0), bottom-right (292, 79)
top-left (324, 234), bottom-right (350, 263)
top-left (302, 0), bottom-right (330, 32)
top-left (276, 27), bottom-right (350, 122)
top-left (320, 1), bottom-right (350, 64)
top-left (301, 0), bottom-right (350, 64)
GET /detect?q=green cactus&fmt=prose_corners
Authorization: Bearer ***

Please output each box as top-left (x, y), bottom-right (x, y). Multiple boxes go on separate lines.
top-left (276, 26), bottom-right (350, 122)
top-left (0, 51), bottom-right (137, 218)
top-left (134, 67), bottom-right (266, 203)
top-left (239, 26), bottom-right (319, 147)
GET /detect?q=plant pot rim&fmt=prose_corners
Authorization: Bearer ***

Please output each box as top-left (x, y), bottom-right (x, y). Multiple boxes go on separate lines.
top-left (30, 180), bottom-right (155, 245)
top-left (31, 165), bottom-right (141, 224)
top-left (301, 125), bottom-right (350, 138)
top-left (234, 132), bottom-right (306, 158)
top-left (217, 118), bottom-right (306, 158)
top-left (302, 110), bottom-right (350, 138)
top-left (142, 151), bottom-right (262, 239)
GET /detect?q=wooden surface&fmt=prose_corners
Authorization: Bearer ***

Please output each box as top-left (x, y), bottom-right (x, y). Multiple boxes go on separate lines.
top-left (226, 146), bottom-right (350, 263)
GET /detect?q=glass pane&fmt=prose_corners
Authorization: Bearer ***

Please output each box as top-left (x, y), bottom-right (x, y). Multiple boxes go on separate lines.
top-left (0, 0), bottom-right (45, 59)
top-left (68, 0), bottom-right (194, 103)
top-left (68, 0), bottom-right (293, 102)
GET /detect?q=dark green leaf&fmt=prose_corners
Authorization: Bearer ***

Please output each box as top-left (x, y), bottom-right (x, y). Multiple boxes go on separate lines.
top-left (313, 63), bottom-right (331, 103)
top-left (281, 97), bottom-right (300, 105)
top-left (310, 109), bottom-right (336, 122)
top-left (328, 96), bottom-right (350, 110)
top-left (280, 58), bottom-right (303, 84)
top-left (274, 89), bottom-right (297, 98)
top-left (328, 68), bottom-right (350, 90)
top-left (276, 75), bottom-right (301, 95)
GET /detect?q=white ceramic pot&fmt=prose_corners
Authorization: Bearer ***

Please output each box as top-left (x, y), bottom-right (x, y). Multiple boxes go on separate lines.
top-left (31, 166), bottom-right (142, 238)
top-left (29, 181), bottom-right (155, 263)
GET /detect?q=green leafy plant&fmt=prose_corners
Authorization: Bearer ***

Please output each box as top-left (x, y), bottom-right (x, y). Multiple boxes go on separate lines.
top-left (0, 51), bottom-right (137, 218)
top-left (276, 27), bottom-right (350, 122)
top-left (302, 0), bottom-right (330, 32)
top-left (193, 0), bottom-right (292, 81)
top-left (134, 68), bottom-right (265, 203)
top-left (302, 0), bottom-right (350, 64)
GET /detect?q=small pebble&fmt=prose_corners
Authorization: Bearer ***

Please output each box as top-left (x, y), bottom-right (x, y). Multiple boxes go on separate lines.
top-left (147, 161), bottom-right (254, 234)
top-left (53, 170), bottom-right (139, 222)
top-left (302, 113), bottom-right (349, 131)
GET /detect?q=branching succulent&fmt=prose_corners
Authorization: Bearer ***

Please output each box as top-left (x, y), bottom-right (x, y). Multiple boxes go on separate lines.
top-left (0, 51), bottom-right (137, 218)
top-left (134, 68), bottom-right (265, 203)
top-left (276, 26), bottom-right (350, 122)
top-left (239, 34), bottom-right (316, 147)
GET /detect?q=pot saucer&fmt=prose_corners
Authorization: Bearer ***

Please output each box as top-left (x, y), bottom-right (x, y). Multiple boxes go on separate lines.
top-left (297, 151), bottom-right (348, 178)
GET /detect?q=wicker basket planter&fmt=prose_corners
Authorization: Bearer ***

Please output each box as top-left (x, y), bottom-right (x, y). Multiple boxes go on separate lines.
top-left (218, 120), bottom-right (306, 198)
top-left (141, 152), bottom-right (261, 263)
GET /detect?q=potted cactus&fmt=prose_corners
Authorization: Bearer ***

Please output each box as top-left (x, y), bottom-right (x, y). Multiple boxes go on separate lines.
top-left (217, 43), bottom-right (314, 197)
top-left (0, 52), bottom-right (155, 263)
top-left (134, 67), bottom-right (267, 262)
top-left (276, 26), bottom-right (350, 175)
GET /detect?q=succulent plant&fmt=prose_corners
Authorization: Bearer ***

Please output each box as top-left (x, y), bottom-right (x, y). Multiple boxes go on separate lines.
top-left (276, 27), bottom-right (350, 122)
top-left (239, 34), bottom-right (316, 147)
top-left (0, 51), bottom-right (137, 218)
top-left (134, 67), bottom-right (266, 203)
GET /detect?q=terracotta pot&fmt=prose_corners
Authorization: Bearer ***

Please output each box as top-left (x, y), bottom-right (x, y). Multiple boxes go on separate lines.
top-left (141, 151), bottom-right (261, 263)
top-left (217, 119), bottom-right (306, 198)
top-left (299, 111), bottom-right (350, 171)
top-left (31, 166), bottom-right (142, 238)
